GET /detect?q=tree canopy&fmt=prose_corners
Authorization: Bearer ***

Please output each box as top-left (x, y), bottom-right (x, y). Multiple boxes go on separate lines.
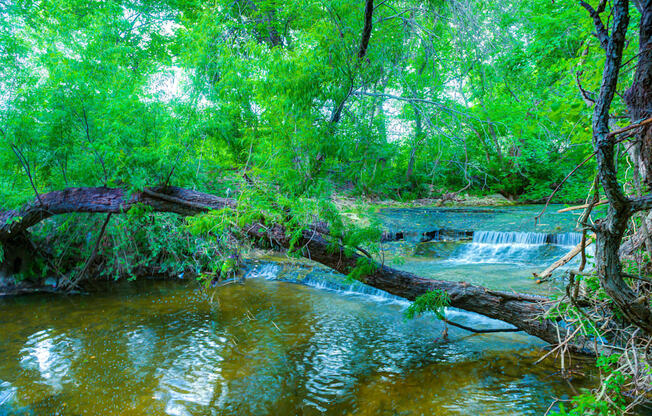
top-left (2, 0), bottom-right (638, 204)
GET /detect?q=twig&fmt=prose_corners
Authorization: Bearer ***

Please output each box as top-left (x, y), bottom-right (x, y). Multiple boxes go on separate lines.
top-left (11, 144), bottom-right (44, 206)
top-left (535, 118), bottom-right (652, 223)
top-left (534, 237), bottom-right (595, 280)
top-left (606, 116), bottom-right (652, 139)
top-left (535, 152), bottom-right (594, 224)
top-left (163, 141), bottom-right (193, 187)
top-left (81, 108), bottom-right (108, 186)
top-left (66, 213), bottom-right (112, 290)
top-left (557, 200), bottom-right (608, 213)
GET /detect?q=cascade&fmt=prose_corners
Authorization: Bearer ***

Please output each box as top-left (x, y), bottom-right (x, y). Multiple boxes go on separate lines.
top-left (448, 231), bottom-right (585, 265)
top-left (244, 262), bottom-right (515, 330)
top-left (472, 231), bottom-right (582, 246)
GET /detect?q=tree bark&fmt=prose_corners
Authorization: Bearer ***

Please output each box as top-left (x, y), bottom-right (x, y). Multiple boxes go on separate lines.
top-left (0, 186), bottom-right (235, 241)
top-left (406, 104), bottom-right (422, 182)
top-left (357, 0), bottom-right (374, 60)
top-left (0, 186), bottom-right (576, 348)
top-left (329, 0), bottom-right (374, 124)
top-left (585, 0), bottom-right (652, 335)
top-left (623, 0), bottom-right (652, 188)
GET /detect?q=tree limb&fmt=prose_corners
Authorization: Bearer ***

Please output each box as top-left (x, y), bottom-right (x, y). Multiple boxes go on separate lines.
top-left (580, 0), bottom-right (610, 50)
top-left (357, 0), bottom-right (374, 59)
top-left (0, 185), bottom-right (582, 349)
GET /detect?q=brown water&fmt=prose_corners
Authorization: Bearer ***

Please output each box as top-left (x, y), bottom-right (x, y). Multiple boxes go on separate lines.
top-left (0, 206), bottom-right (598, 415)
top-left (0, 273), bottom-right (593, 416)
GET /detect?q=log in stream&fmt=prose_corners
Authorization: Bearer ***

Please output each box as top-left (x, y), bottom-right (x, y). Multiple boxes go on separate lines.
top-left (0, 186), bottom-right (579, 349)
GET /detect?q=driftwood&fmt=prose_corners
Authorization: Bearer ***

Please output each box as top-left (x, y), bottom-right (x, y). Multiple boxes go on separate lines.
top-left (534, 237), bottom-right (595, 280)
top-left (556, 200), bottom-right (608, 213)
top-left (0, 186), bottom-right (588, 349)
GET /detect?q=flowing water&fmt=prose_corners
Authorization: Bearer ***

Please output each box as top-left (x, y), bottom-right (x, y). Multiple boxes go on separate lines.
top-left (377, 205), bottom-right (592, 294)
top-left (0, 205), bottom-right (597, 415)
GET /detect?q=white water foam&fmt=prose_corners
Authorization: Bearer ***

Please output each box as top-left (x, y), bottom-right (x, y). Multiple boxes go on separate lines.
top-left (245, 262), bottom-right (516, 331)
top-left (472, 231), bottom-right (581, 246)
top-left (448, 230), bottom-right (587, 265)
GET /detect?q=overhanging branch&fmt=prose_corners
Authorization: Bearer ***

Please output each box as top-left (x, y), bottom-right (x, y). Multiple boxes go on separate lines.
top-left (0, 185), bottom-right (578, 349)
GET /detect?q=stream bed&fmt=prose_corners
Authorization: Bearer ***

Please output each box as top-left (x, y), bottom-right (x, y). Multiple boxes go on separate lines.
top-left (0, 205), bottom-right (596, 415)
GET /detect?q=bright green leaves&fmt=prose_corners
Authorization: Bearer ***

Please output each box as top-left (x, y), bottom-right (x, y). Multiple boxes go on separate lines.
top-left (346, 256), bottom-right (377, 281)
top-left (552, 354), bottom-right (632, 416)
top-left (0, 0), bottom-right (611, 206)
top-left (0, 0), bottom-right (191, 206)
top-left (405, 290), bottom-right (450, 320)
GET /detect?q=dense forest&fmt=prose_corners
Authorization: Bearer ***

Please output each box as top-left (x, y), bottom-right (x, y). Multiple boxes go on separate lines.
top-left (0, 0), bottom-right (651, 414)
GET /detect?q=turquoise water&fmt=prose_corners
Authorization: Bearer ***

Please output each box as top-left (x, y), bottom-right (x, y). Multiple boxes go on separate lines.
top-left (377, 205), bottom-right (593, 294)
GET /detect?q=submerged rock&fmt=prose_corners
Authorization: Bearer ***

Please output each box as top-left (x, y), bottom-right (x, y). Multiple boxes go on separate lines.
top-left (414, 241), bottom-right (463, 258)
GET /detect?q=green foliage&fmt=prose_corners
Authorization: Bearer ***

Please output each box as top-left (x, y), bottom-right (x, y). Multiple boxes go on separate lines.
top-left (552, 354), bottom-right (630, 416)
top-left (347, 257), bottom-right (377, 282)
top-left (0, 0), bottom-right (621, 206)
top-left (405, 290), bottom-right (450, 320)
top-left (30, 211), bottom-right (229, 282)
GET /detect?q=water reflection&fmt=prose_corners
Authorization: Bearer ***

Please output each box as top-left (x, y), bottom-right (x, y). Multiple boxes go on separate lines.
top-left (0, 274), bottom-right (594, 415)
top-left (154, 327), bottom-right (227, 416)
top-left (0, 380), bottom-right (16, 408)
top-left (19, 329), bottom-right (81, 392)
top-left (125, 326), bottom-right (158, 370)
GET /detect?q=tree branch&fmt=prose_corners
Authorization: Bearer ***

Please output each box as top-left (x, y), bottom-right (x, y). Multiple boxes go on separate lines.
top-left (0, 185), bottom-right (581, 349)
top-left (580, 0), bottom-right (610, 50)
top-left (357, 0), bottom-right (374, 59)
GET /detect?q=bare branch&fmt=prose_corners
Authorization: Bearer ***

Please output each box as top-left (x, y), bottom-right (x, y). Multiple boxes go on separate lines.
top-left (580, 0), bottom-right (610, 50)
top-left (351, 90), bottom-right (485, 122)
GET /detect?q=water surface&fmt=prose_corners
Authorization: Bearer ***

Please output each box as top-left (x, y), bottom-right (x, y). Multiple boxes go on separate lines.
top-left (378, 205), bottom-right (593, 294)
top-left (0, 276), bottom-right (592, 416)
top-left (0, 205), bottom-right (597, 415)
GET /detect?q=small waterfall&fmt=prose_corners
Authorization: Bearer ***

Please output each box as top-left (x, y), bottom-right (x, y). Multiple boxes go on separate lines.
top-left (449, 230), bottom-right (584, 265)
top-left (296, 275), bottom-right (410, 306)
top-left (472, 231), bottom-right (581, 246)
top-left (548, 232), bottom-right (583, 246)
top-left (244, 262), bottom-right (517, 331)
top-left (245, 262), bottom-right (410, 306)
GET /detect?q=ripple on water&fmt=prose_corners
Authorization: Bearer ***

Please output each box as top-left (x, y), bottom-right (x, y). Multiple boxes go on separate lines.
top-left (0, 380), bottom-right (17, 408)
top-left (153, 325), bottom-right (227, 416)
top-left (0, 272), bottom-right (596, 415)
top-left (125, 325), bottom-right (159, 371)
top-left (297, 310), bottom-right (375, 412)
top-left (19, 329), bottom-right (81, 392)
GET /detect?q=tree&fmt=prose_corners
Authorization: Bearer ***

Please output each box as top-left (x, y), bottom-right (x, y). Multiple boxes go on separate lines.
top-left (581, 0), bottom-right (652, 335)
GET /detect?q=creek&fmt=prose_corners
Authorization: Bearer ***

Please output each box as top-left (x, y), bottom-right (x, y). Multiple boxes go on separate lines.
top-left (0, 205), bottom-right (597, 415)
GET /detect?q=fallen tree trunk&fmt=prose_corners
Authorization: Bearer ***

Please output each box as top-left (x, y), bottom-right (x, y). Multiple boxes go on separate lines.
top-left (0, 186), bottom-right (235, 240)
top-left (0, 186), bottom-right (578, 348)
top-left (249, 223), bottom-right (566, 345)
